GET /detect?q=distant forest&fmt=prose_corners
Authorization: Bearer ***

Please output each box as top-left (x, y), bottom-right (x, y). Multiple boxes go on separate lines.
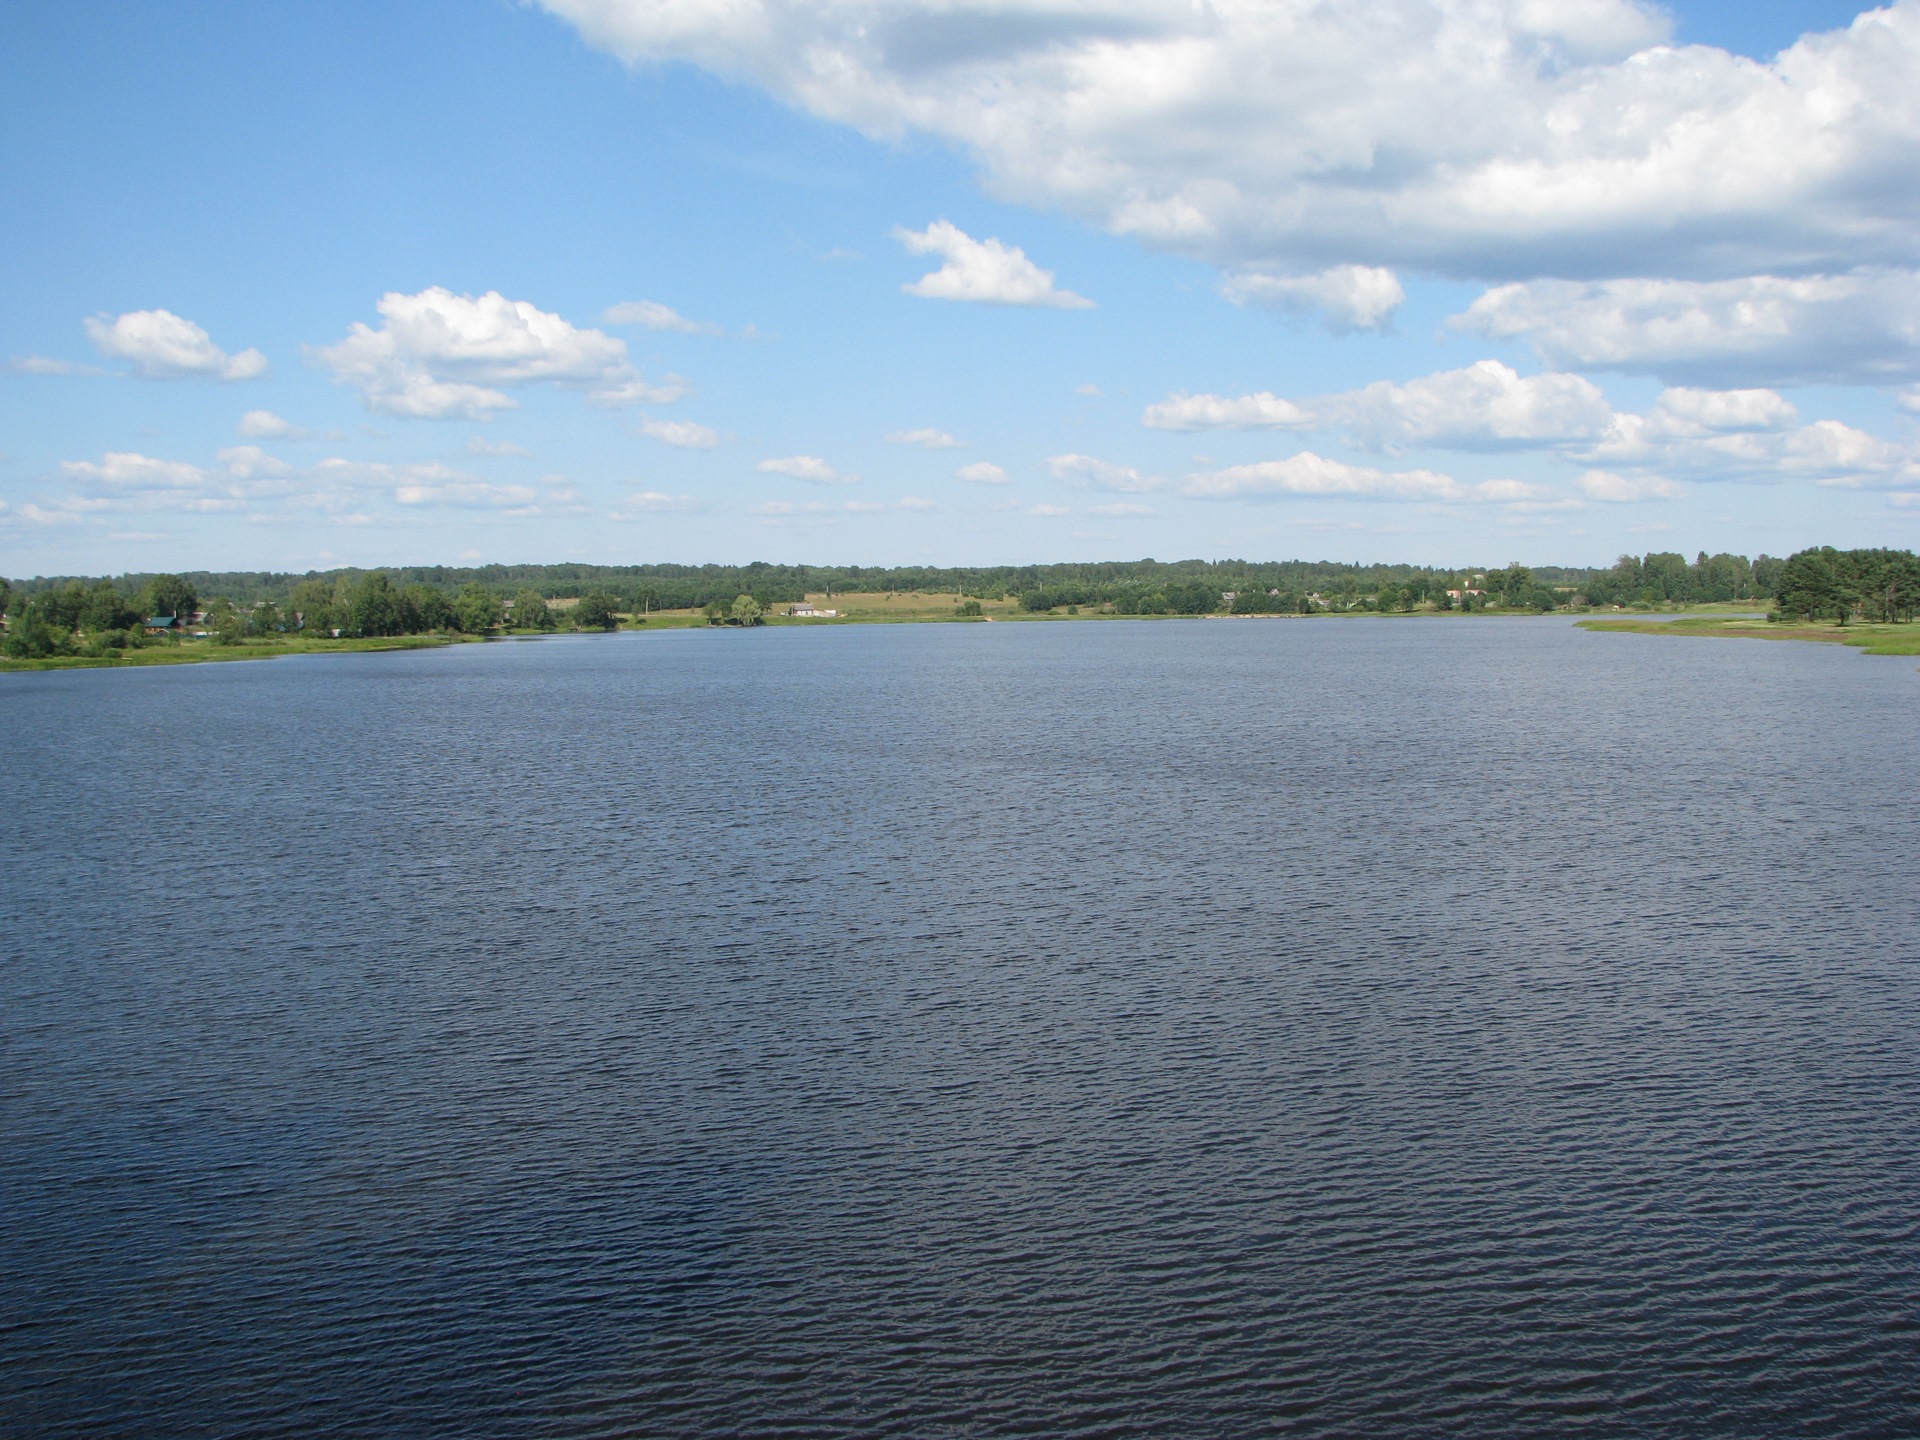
top-left (4, 550), bottom-right (1789, 612)
top-left (3, 549), bottom-right (1915, 661)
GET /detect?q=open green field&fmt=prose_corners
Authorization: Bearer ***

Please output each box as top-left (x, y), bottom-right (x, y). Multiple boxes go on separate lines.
top-left (1579, 614), bottom-right (1920, 656)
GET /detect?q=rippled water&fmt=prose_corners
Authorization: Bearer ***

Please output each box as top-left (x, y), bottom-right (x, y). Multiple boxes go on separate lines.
top-left (4, 618), bottom-right (1918, 1438)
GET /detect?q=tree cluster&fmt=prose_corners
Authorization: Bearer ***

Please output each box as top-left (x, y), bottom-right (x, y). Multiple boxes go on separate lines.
top-left (1773, 547), bottom-right (1920, 624)
top-left (1580, 551), bottom-right (1779, 607)
top-left (0, 574), bottom-right (196, 659)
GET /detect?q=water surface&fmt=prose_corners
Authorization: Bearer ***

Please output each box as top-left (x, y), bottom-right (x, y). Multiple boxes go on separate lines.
top-left (4, 618), bottom-right (1917, 1437)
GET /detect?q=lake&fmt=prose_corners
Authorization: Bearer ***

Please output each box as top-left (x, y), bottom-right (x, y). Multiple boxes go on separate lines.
top-left (4, 617), bottom-right (1918, 1438)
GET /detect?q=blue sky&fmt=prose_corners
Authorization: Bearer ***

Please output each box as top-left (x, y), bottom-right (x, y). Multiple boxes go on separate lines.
top-left (2, 0), bottom-right (1916, 574)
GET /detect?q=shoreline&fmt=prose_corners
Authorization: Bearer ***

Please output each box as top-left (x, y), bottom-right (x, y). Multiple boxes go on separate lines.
top-left (1578, 615), bottom-right (1920, 657)
top-left (10, 606), bottom-right (1913, 673)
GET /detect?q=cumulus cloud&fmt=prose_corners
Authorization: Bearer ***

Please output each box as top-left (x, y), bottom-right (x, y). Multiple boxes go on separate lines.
top-left (1577, 470), bottom-right (1684, 502)
top-left (1316, 361), bottom-right (1618, 451)
top-left (895, 221), bottom-right (1093, 308)
top-left (63, 451), bottom-right (212, 493)
top-left (1223, 266), bottom-right (1405, 332)
top-left (1646, 387), bottom-right (1799, 434)
top-left (1143, 391), bottom-right (1310, 431)
top-left (238, 410), bottom-right (307, 440)
top-left (758, 454), bottom-right (858, 484)
top-left (466, 436), bottom-right (531, 456)
top-left (1147, 360), bottom-right (1914, 490)
top-left (535, 0), bottom-right (1920, 287)
top-left (311, 288), bottom-right (681, 419)
top-left (955, 461), bottom-right (1009, 484)
top-left (85, 310), bottom-right (267, 381)
top-left (887, 427), bottom-right (962, 448)
top-left (1147, 361), bottom-right (1614, 449)
top-left (639, 416), bottom-right (721, 448)
top-left (392, 479), bottom-right (542, 509)
top-left (600, 299), bottom-right (723, 334)
top-left (1027, 503), bottom-right (1072, 517)
top-left (1088, 501), bottom-right (1153, 516)
top-left (1047, 452), bottom-right (1163, 492)
top-left (1454, 270), bottom-right (1920, 387)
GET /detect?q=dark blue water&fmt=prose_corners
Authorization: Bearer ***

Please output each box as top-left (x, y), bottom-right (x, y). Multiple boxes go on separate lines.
top-left (4, 618), bottom-right (1918, 1438)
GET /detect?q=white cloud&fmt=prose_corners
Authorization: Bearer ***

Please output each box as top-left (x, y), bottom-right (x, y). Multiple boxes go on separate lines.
top-left (1147, 360), bottom-right (1917, 490)
top-left (610, 490), bottom-right (713, 517)
top-left (639, 416), bottom-right (722, 448)
top-left (1148, 362), bottom-right (1613, 450)
top-left (312, 288), bottom-right (680, 419)
top-left (1027, 503), bottom-right (1072, 517)
top-left (887, 427), bottom-right (962, 448)
top-left (466, 436), bottom-right (531, 456)
top-left (238, 409), bottom-right (307, 440)
top-left (955, 460), bottom-right (1009, 484)
top-left (85, 309), bottom-right (266, 380)
top-left (1182, 453), bottom-right (1465, 502)
top-left (600, 299), bottom-right (723, 334)
top-left (1143, 390), bottom-right (1311, 432)
top-left (216, 446), bottom-right (295, 481)
top-left (1454, 270), bottom-right (1920, 387)
top-left (1223, 266), bottom-right (1405, 332)
top-left (1316, 361), bottom-right (1618, 451)
top-left (393, 480), bottom-right (542, 509)
top-left (1047, 452), bottom-right (1163, 492)
top-left (1897, 385), bottom-right (1920, 415)
top-left (758, 454), bottom-right (858, 484)
top-left (1577, 470), bottom-right (1684, 502)
top-left (1088, 502), bottom-right (1153, 516)
top-left (895, 221), bottom-right (1093, 308)
top-left (56, 450), bottom-right (282, 514)
top-left (537, 0), bottom-right (1920, 285)
top-left (1646, 387), bottom-right (1799, 434)
top-left (1075, 383), bottom-right (1102, 397)
top-left (7, 355), bottom-right (104, 376)
top-left (63, 452), bottom-right (209, 492)
top-left (751, 497), bottom-right (930, 516)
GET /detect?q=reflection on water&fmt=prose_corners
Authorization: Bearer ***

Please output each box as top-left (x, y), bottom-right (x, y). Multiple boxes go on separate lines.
top-left (4, 619), bottom-right (1918, 1438)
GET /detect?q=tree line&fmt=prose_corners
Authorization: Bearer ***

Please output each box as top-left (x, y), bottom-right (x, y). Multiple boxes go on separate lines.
top-left (7, 548), bottom-right (1913, 659)
top-left (2, 556), bottom-right (1615, 614)
top-left (0, 571), bottom-right (629, 660)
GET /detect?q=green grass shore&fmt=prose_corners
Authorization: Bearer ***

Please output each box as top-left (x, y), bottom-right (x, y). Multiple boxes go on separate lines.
top-left (0, 632), bottom-right (473, 672)
top-left (1578, 614), bottom-right (1920, 656)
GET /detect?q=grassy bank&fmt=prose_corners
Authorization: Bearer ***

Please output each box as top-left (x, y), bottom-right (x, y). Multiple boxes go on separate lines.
top-left (0, 632), bottom-right (469, 672)
top-left (1578, 614), bottom-right (1920, 656)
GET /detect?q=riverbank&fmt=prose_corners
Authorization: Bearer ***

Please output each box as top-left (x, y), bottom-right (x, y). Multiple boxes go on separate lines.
top-left (13, 600), bottom-right (1904, 673)
top-left (0, 632), bottom-right (471, 672)
top-left (1578, 615), bottom-right (1920, 656)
